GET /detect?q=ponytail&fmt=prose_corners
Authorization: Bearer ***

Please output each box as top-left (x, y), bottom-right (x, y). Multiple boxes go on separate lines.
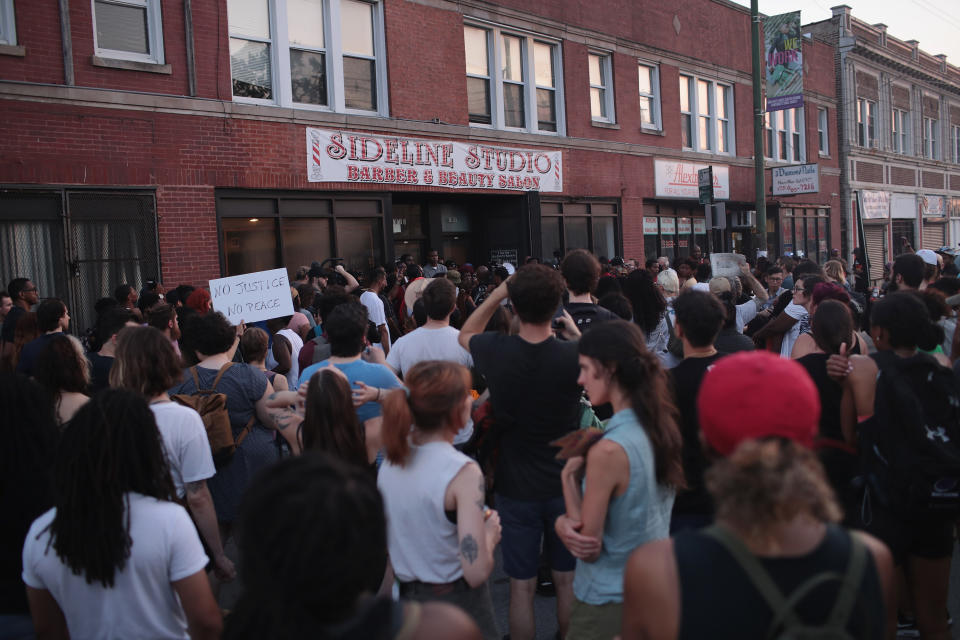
top-left (381, 388), bottom-right (414, 465)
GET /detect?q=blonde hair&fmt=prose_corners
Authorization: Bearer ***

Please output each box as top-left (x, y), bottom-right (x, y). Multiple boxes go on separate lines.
top-left (823, 260), bottom-right (846, 284)
top-left (706, 439), bottom-right (841, 538)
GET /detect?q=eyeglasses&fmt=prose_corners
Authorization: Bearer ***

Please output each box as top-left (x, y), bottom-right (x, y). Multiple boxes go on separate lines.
top-left (793, 286), bottom-right (805, 293)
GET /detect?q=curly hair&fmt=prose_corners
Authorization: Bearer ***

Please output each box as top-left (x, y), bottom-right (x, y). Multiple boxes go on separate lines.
top-left (622, 269), bottom-right (667, 335)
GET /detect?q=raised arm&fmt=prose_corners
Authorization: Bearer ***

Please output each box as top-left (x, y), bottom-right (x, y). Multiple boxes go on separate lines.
top-left (459, 280), bottom-right (510, 351)
top-left (740, 262), bottom-right (769, 302)
top-left (336, 265), bottom-right (360, 293)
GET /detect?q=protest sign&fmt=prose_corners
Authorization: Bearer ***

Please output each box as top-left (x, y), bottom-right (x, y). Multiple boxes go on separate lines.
top-left (710, 253), bottom-right (746, 278)
top-left (209, 268), bottom-right (294, 325)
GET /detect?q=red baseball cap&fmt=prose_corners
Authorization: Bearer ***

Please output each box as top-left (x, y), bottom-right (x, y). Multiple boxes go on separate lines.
top-left (697, 351), bottom-right (820, 457)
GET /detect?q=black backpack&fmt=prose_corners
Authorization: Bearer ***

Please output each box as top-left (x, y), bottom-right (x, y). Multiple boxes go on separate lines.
top-left (857, 350), bottom-right (960, 519)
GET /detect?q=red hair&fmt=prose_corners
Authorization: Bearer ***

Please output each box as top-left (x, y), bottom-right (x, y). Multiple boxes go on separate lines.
top-left (381, 361), bottom-right (471, 466)
top-left (185, 288), bottom-right (212, 313)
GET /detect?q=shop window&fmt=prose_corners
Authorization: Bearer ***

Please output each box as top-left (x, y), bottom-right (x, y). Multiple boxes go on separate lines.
top-left (892, 219), bottom-right (916, 256)
top-left (638, 62), bottom-right (661, 131)
top-left (778, 208), bottom-right (830, 263)
top-left (892, 108), bottom-right (910, 155)
top-left (0, 0), bottom-right (17, 46)
top-left (281, 218), bottom-right (332, 278)
top-left (540, 201), bottom-right (619, 261)
top-left (923, 117), bottom-right (939, 160)
top-left (679, 74), bottom-right (734, 154)
top-left (337, 218), bottom-right (382, 272)
top-left (229, 0), bottom-right (387, 115)
top-left (93, 0), bottom-right (165, 64)
top-left (588, 52), bottom-right (615, 123)
top-left (222, 217), bottom-right (279, 276)
top-left (464, 23), bottom-right (563, 134)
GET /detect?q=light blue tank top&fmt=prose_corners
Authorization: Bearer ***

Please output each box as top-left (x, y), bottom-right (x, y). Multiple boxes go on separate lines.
top-left (572, 408), bottom-right (675, 605)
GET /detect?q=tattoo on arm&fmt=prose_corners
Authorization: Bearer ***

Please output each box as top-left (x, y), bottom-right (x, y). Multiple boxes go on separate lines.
top-left (185, 480), bottom-right (205, 495)
top-left (460, 534), bottom-right (479, 564)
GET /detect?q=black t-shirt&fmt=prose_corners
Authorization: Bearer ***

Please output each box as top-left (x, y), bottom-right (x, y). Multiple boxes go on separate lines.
top-left (470, 332), bottom-right (580, 500)
top-left (669, 353), bottom-right (723, 516)
top-left (564, 302), bottom-right (617, 333)
top-left (87, 352), bottom-right (115, 395)
top-left (0, 306), bottom-right (25, 344)
top-left (714, 328), bottom-right (755, 355)
top-left (15, 333), bottom-right (59, 377)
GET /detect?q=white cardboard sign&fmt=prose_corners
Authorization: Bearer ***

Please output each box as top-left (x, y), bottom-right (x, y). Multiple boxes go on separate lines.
top-left (209, 268), bottom-right (294, 325)
top-left (710, 252), bottom-right (746, 278)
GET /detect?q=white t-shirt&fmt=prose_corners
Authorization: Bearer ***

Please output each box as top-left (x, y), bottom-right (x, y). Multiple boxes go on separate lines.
top-left (272, 328), bottom-right (303, 390)
top-left (735, 300), bottom-right (760, 333)
top-left (780, 302), bottom-right (808, 358)
top-left (151, 402), bottom-right (216, 499)
top-left (360, 291), bottom-right (387, 327)
top-left (386, 326), bottom-right (475, 445)
top-left (22, 494), bottom-right (208, 640)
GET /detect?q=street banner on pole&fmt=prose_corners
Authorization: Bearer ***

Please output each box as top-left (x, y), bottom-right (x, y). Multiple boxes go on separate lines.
top-left (765, 11), bottom-right (803, 112)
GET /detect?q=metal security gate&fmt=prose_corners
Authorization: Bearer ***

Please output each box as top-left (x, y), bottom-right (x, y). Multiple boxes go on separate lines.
top-left (863, 224), bottom-right (888, 284)
top-left (922, 222), bottom-right (945, 251)
top-left (0, 189), bottom-right (159, 337)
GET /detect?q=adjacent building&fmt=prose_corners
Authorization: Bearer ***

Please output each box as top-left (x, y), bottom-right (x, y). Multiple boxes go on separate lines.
top-left (809, 5), bottom-right (960, 284)
top-left (1, 0), bottom-right (842, 331)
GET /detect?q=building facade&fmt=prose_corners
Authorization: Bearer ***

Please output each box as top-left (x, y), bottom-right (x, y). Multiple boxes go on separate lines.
top-left (809, 5), bottom-right (960, 284)
top-left (1, 0), bottom-right (840, 332)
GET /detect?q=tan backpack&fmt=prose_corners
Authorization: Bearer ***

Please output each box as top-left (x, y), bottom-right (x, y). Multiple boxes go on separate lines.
top-left (171, 363), bottom-right (253, 469)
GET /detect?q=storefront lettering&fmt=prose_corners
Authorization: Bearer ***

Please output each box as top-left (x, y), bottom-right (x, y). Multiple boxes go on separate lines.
top-left (347, 165), bottom-right (420, 184)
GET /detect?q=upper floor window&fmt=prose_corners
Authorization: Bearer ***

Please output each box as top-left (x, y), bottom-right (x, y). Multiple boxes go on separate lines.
top-left (93, 0), bottom-right (164, 64)
top-left (857, 98), bottom-right (876, 148)
top-left (637, 62), bottom-right (661, 131)
top-left (229, 0), bottom-right (387, 115)
top-left (891, 108), bottom-right (910, 155)
top-left (923, 117), bottom-right (939, 160)
top-left (680, 74), bottom-right (734, 154)
top-left (817, 107), bottom-right (829, 155)
top-left (0, 0), bottom-right (16, 46)
top-left (764, 106), bottom-right (804, 163)
top-left (952, 124), bottom-right (960, 164)
top-left (464, 23), bottom-right (563, 135)
top-left (588, 52), bottom-right (614, 123)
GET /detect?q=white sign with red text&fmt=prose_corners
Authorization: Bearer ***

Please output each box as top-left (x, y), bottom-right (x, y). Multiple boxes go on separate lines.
top-left (306, 128), bottom-right (563, 192)
top-left (772, 163), bottom-right (819, 195)
top-left (654, 160), bottom-right (729, 200)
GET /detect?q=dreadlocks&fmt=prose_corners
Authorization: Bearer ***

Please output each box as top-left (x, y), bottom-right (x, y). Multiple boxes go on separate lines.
top-left (223, 453), bottom-right (388, 639)
top-left (47, 389), bottom-right (176, 588)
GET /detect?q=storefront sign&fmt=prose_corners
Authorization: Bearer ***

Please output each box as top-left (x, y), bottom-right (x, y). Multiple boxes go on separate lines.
top-left (209, 268), bottom-right (294, 325)
top-left (643, 217), bottom-right (660, 235)
top-left (306, 128), bottom-right (563, 192)
top-left (677, 218), bottom-right (692, 234)
top-left (660, 217), bottom-right (676, 234)
top-left (771, 163), bottom-right (819, 195)
top-left (920, 195), bottom-right (945, 217)
top-left (490, 249), bottom-right (518, 266)
top-left (654, 160), bottom-right (729, 200)
top-left (694, 218), bottom-right (707, 234)
top-left (859, 190), bottom-right (890, 220)
top-left (765, 11), bottom-right (803, 111)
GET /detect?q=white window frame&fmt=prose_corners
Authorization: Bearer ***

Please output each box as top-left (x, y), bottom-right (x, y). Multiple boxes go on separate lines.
top-left (765, 106), bottom-right (805, 164)
top-left (91, 0), bottom-right (165, 64)
top-left (952, 124), bottom-right (960, 164)
top-left (923, 117), bottom-right (939, 160)
top-left (637, 61), bottom-right (661, 131)
top-left (464, 25), bottom-right (492, 125)
top-left (229, 0), bottom-right (390, 117)
top-left (857, 98), bottom-right (876, 148)
top-left (891, 108), bottom-right (910, 155)
top-left (464, 21), bottom-right (564, 136)
top-left (817, 107), bottom-right (829, 156)
top-left (679, 73), bottom-right (735, 155)
top-left (588, 51), bottom-right (615, 123)
top-left (0, 0), bottom-right (17, 46)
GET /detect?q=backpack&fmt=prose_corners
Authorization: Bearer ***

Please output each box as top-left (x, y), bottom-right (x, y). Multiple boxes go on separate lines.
top-left (858, 351), bottom-right (960, 519)
top-left (171, 363), bottom-right (254, 469)
top-left (703, 525), bottom-right (869, 640)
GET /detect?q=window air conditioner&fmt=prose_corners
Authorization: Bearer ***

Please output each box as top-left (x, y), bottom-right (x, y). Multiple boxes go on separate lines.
top-left (733, 210), bottom-right (755, 228)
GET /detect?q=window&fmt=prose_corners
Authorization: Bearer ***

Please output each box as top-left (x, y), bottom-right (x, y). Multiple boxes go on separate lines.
top-left (637, 63), bottom-right (660, 130)
top-left (464, 24), bottom-right (563, 134)
top-left (817, 107), bottom-right (829, 155)
top-left (679, 74), bottom-right (734, 154)
top-left (764, 106), bottom-right (804, 163)
top-left (857, 98), bottom-right (876, 147)
top-left (923, 117), bottom-right (939, 160)
top-left (952, 124), bottom-right (960, 164)
top-left (228, 0), bottom-right (388, 115)
top-left (0, 0), bottom-right (16, 46)
top-left (892, 108), bottom-right (910, 155)
top-left (92, 0), bottom-right (164, 64)
top-left (540, 201), bottom-right (618, 261)
top-left (588, 52), bottom-right (614, 123)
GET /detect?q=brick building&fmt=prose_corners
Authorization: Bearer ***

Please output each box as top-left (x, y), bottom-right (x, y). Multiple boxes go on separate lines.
top-left (808, 5), bottom-right (960, 285)
top-left (0, 0), bottom-right (840, 331)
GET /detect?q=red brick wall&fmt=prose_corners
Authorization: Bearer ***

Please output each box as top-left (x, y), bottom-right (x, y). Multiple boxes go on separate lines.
top-left (157, 185), bottom-right (220, 286)
top-left (0, 0), bottom-right (65, 84)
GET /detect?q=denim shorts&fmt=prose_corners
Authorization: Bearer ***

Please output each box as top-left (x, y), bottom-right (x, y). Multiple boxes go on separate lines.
top-left (495, 493), bottom-right (576, 579)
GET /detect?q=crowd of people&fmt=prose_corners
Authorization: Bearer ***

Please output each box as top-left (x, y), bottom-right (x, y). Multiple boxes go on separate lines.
top-left (2, 243), bottom-right (960, 639)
